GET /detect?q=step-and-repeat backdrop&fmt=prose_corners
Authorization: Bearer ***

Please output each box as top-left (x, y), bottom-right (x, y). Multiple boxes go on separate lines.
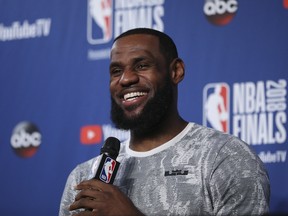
top-left (0, 0), bottom-right (287, 215)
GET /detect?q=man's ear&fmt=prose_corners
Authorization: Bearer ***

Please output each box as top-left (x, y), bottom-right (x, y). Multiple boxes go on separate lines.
top-left (170, 58), bottom-right (185, 84)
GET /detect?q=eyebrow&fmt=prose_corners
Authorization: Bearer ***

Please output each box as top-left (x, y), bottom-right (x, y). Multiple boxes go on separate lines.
top-left (110, 56), bottom-right (152, 69)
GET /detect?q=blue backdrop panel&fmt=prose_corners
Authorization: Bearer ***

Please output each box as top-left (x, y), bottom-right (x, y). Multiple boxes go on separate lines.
top-left (0, 0), bottom-right (287, 215)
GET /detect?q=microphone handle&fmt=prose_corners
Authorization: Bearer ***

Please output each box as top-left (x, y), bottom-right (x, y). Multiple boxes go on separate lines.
top-left (93, 153), bottom-right (120, 184)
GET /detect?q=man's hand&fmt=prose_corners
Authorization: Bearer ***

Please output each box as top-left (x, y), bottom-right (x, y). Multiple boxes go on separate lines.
top-left (69, 179), bottom-right (144, 216)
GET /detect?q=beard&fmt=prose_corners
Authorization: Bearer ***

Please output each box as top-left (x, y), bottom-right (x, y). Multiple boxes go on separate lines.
top-left (110, 77), bottom-right (173, 137)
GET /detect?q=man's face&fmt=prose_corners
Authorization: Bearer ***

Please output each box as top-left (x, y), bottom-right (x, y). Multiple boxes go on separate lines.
top-left (109, 34), bottom-right (173, 134)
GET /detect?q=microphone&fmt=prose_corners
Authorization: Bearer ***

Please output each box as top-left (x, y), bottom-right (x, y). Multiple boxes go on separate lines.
top-left (93, 137), bottom-right (120, 184)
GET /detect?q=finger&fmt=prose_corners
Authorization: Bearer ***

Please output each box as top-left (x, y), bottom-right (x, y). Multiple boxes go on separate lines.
top-left (80, 179), bottom-right (118, 193)
top-left (74, 188), bottom-right (104, 201)
top-left (70, 197), bottom-right (97, 211)
top-left (70, 197), bottom-right (107, 213)
top-left (75, 180), bottom-right (103, 191)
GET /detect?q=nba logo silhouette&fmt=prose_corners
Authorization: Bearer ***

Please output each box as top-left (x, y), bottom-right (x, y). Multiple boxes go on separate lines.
top-left (87, 0), bottom-right (113, 45)
top-left (203, 83), bottom-right (230, 133)
top-left (100, 157), bottom-right (116, 183)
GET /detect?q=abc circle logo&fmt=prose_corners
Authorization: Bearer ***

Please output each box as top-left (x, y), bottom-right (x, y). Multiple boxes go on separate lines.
top-left (10, 122), bottom-right (42, 158)
top-left (204, 0), bottom-right (238, 26)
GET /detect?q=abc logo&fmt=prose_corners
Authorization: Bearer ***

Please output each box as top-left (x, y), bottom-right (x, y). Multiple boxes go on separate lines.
top-left (10, 122), bottom-right (42, 158)
top-left (204, 0), bottom-right (238, 26)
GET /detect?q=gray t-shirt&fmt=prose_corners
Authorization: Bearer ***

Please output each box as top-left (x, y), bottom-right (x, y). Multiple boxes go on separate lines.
top-left (59, 123), bottom-right (270, 216)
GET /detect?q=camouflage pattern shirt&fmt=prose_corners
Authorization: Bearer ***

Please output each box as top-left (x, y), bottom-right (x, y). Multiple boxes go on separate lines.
top-left (59, 123), bottom-right (270, 216)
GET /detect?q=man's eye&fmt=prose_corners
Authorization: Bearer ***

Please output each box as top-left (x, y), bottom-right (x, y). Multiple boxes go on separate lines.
top-left (136, 64), bottom-right (148, 70)
top-left (110, 68), bottom-right (122, 76)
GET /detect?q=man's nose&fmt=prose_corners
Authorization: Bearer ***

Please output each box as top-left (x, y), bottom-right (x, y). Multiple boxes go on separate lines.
top-left (119, 69), bottom-right (139, 86)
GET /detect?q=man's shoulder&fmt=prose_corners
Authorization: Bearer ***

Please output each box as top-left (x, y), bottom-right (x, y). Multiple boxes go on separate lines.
top-left (186, 122), bottom-right (237, 145)
top-left (185, 122), bottom-right (254, 158)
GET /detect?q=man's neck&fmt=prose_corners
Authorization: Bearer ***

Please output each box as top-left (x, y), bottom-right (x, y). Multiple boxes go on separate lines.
top-left (129, 117), bottom-right (188, 152)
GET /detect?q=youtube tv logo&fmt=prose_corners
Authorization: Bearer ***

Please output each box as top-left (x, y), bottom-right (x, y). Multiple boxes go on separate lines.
top-left (80, 124), bottom-right (130, 146)
top-left (284, 0), bottom-right (288, 9)
top-left (80, 125), bottom-right (102, 145)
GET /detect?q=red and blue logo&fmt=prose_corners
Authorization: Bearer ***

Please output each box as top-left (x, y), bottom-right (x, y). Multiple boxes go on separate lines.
top-left (203, 83), bottom-right (230, 133)
top-left (99, 157), bottom-right (117, 183)
top-left (203, 0), bottom-right (238, 26)
top-left (87, 0), bottom-right (113, 45)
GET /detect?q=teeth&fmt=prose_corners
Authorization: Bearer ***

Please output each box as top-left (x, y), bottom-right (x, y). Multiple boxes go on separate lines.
top-left (124, 92), bottom-right (147, 101)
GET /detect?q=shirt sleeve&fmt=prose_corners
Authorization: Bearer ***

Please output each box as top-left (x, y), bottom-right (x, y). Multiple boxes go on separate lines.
top-left (209, 137), bottom-right (270, 216)
top-left (58, 165), bottom-right (83, 216)
top-left (58, 157), bottom-right (98, 216)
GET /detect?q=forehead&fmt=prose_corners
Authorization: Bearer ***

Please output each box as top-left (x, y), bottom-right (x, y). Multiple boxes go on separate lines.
top-left (110, 34), bottom-right (161, 60)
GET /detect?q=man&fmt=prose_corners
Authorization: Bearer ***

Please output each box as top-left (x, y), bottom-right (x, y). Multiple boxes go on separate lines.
top-left (59, 28), bottom-right (270, 215)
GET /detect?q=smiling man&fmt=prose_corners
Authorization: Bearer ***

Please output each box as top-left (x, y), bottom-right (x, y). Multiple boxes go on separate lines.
top-left (59, 28), bottom-right (270, 216)
top-left (109, 30), bottom-right (186, 147)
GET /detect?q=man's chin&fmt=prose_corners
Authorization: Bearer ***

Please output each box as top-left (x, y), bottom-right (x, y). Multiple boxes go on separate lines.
top-left (123, 110), bottom-right (142, 120)
top-left (123, 102), bottom-right (145, 114)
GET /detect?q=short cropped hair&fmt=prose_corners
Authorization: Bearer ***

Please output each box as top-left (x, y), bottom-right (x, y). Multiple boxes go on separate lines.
top-left (113, 28), bottom-right (178, 65)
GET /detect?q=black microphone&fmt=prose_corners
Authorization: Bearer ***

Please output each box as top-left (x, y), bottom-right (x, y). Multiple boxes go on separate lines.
top-left (93, 137), bottom-right (120, 184)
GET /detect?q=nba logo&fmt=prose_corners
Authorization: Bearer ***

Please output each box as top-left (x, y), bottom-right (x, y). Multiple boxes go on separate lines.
top-left (87, 0), bottom-right (113, 45)
top-left (99, 157), bottom-right (116, 183)
top-left (203, 83), bottom-right (230, 133)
